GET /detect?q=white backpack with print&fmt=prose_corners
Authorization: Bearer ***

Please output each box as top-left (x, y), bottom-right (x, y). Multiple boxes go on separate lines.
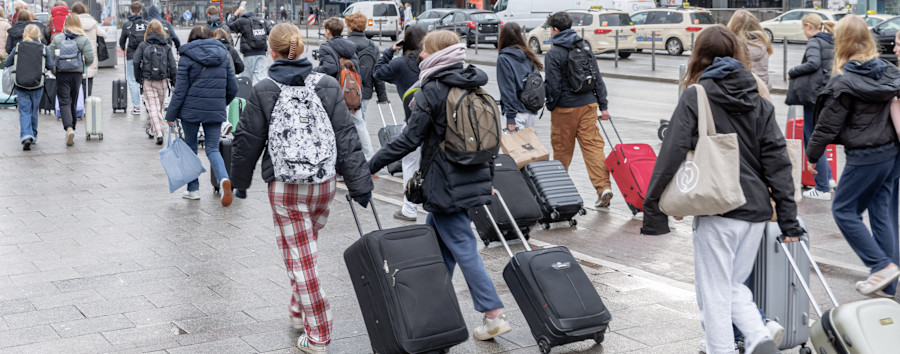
top-left (267, 72), bottom-right (337, 184)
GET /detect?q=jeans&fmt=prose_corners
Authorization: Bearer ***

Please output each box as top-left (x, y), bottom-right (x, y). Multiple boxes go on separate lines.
top-left (125, 59), bottom-right (142, 109)
top-left (803, 104), bottom-right (833, 192)
top-left (242, 54), bottom-right (268, 85)
top-left (56, 72), bottom-right (82, 131)
top-left (181, 121), bottom-right (229, 192)
top-left (832, 153), bottom-right (900, 295)
top-left (426, 211), bottom-right (504, 313)
top-left (354, 99), bottom-right (374, 160)
top-left (16, 87), bottom-right (41, 142)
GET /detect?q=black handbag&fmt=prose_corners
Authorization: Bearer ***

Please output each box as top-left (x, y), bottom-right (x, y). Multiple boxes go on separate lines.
top-left (785, 68), bottom-right (824, 106)
top-left (405, 170), bottom-right (426, 204)
top-left (96, 36), bottom-right (109, 62)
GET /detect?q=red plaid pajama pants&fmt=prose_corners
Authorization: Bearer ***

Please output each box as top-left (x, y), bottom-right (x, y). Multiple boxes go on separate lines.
top-left (268, 178), bottom-right (336, 345)
top-left (142, 79), bottom-right (168, 136)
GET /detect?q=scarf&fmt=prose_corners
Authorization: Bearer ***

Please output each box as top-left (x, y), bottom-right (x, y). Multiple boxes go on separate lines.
top-left (418, 43), bottom-right (466, 82)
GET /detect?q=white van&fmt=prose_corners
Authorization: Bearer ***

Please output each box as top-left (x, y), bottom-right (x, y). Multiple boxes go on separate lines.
top-left (493, 0), bottom-right (655, 30)
top-left (342, 1), bottom-right (402, 40)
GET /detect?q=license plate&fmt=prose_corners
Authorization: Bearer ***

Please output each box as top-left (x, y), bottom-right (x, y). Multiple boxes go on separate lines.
top-left (614, 36), bottom-right (627, 41)
top-left (484, 36), bottom-right (497, 41)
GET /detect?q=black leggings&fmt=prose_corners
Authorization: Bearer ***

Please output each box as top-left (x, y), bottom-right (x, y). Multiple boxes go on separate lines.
top-left (57, 72), bottom-right (82, 131)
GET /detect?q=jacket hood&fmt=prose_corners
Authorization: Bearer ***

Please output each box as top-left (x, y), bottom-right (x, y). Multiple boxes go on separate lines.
top-left (326, 37), bottom-right (358, 59)
top-left (499, 47), bottom-right (527, 63)
top-left (146, 32), bottom-right (168, 45)
top-left (77, 13), bottom-right (98, 31)
top-left (127, 14), bottom-right (143, 22)
top-left (179, 39), bottom-right (227, 66)
top-left (550, 29), bottom-right (579, 49)
top-left (812, 32), bottom-right (834, 45)
top-left (64, 29), bottom-right (78, 39)
top-left (217, 37), bottom-right (232, 48)
top-left (10, 20), bottom-right (33, 31)
top-left (146, 5), bottom-right (163, 20)
top-left (844, 58), bottom-right (888, 80)
top-left (700, 57), bottom-right (745, 80)
top-left (269, 58), bottom-right (314, 86)
top-left (699, 58), bottom-right (759, 113)
top-left (433, 64), bottom-right (488, 89)
top-left (828, 59), bottom-right (900, 101)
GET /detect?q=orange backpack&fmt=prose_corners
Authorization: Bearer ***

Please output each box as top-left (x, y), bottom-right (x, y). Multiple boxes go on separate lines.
top-left (338, 57), bottom-right (361, 112)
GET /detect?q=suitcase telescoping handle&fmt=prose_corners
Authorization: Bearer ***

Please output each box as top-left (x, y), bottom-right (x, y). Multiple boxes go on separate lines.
top-left (376, 102), bottom-right (398, 127)
top-left (346, 194), bottom-right (383, 238)
top-left (597, 116), bottom-right (624, 149)
top-left (483, 190), bottom-right (533, 258)
top-left (778, 235), bottom-right (840, 317)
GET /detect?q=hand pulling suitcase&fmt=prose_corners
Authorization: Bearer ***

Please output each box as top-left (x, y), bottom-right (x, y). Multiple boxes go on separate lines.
top-left (236, 77), bottom-right (252, 100)
top-left (210, 135), bottom-right (233, 193)
top-left (749, 220), bottom-right (812, 351)
top-left (521, 160), bottom-right (586, 230)
top-left (343, 195), bottom-right (468, 354)
top-left (785, 114), bottom-right (838, 188)
top-left (84, 94), bottom-right (102, 140)
top-left (779, 231), bottom-right (900, 354)
top-left (485, 191), bottom-right (611, 354)
top-left (598, 117), bottom-right (657, 215)
top-left (377, 104), bottom-right (403, 176)
top-left (112, 78), bottom-right (127, 112)
top-left (469, 155), bottom-right (541, 246)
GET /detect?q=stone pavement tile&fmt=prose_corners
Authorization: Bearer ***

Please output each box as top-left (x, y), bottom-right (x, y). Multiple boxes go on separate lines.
top-left (95, 279), bottom-right (173, 300)
top-left (115, 266), bottom-right (189, 284)
top-left (240, 327), bottom-right (296, 352)
top-left (73, 260), bottom-right (145, 278)
top-left (0, 325), bottom-right (60, 349)
top-left (192, 292), bottom-right (272, 318)
top-left (166, 337), bottom-right (257, 354)
top-left (234, 254), bottom-right (289, 270)
top-left (144, 284), bottom-right (224, 308)
top-left (28, 289), bottom-right (106, 311)
top-left (2, 305), bottom-right (84, 329)
top-left (101, 322), bottom-right (183, 346)
top-left (0, 259), bottom-right (38, 277)
top-left (51, 314), bottom-right (134, 338)
top-left (243, 305), bottom-right (288, 323)
top-left (0, 333), bottom-right (115, 354)
top-left (124, 304), bottom-right (207, 327)
top-left (0, 299), bottom-right (34, 317)
top-left (614, 304), bottom-right (698, 329)
top-left (75, 296), bottom-right (156, 318)
top-left (0, 282), bottom-right (61, 302)
top-left (30, 253), bottom-right (101, 272)
top-left (616, 319), bottom-right (702, 348)
top-left (9, 267), bottom-right (82, 286)
top-left (172, 311), bottom-right (257, 334)
top-left (172, 324), bottom-right (252, 347)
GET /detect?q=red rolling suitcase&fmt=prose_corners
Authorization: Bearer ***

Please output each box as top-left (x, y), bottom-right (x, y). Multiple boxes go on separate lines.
top-left (598, 117), bottom-right (657, 215)
top-left (785, 115), bottom-right (837, 188)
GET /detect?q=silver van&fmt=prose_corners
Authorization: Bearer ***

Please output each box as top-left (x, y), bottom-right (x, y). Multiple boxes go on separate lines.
top-left (342, 1), bottom-right (402, 41)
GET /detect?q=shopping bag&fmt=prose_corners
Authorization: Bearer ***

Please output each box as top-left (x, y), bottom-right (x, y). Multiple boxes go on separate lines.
top-left (658, 84), bottom-right (746, 216)
top-left (500, 126), bottom-right (550, 169)
top-left (159, 126), bottom-right (206, 193)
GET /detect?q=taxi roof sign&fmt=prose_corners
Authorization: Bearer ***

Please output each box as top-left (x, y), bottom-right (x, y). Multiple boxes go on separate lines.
top-left (682, 2), bottom-right (690, 9)
top-left (867, 10), bottom-right (877, 15)
top-left (590, 5), bottom-right (603, 9)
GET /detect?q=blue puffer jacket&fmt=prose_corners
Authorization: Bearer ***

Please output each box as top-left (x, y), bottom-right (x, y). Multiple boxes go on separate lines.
top-left (165, 39), bottom-right (237, 124)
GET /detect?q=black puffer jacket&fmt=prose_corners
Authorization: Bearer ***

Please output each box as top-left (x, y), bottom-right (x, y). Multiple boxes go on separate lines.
top-left (217, 37), bottom-right (244, 75)
top-left (6, 20), bottom-right (47, 55)
top-left (787, 32), bottom-right (833, 106)
top-left (368, 64), bottom-right (493, 213)
top-left (206, 15), bottom-right (231, 35)
top-left (119, 14), bottom-right (146, 60)
top-left (346, 31), bottom-right (387, 101)
top-left (642, 57), bottom-right (802, 237)
top-left (809, 59), bottom-right (900, 165)
top-left (227, 12), bottom-right (270, 56)
top-left (314, 36), bottom-right (360, 80)
top-left (133, 33), bottom-right (177, 82)
top-left (544, 29), bottom-right (608, 111)
top-left (231, 58), bottom-right (373, 198)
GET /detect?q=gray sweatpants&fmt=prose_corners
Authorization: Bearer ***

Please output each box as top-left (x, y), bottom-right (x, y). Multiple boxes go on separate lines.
top-left (693, 216), bottom-right (770, 354)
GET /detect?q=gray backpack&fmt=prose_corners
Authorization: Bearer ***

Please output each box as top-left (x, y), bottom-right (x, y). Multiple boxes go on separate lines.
top-left (56, 34), bottom-right (84, 72)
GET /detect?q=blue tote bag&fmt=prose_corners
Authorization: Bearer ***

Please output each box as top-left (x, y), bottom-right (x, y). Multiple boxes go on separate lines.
top-left (159, 126), bottom-right (206, 193)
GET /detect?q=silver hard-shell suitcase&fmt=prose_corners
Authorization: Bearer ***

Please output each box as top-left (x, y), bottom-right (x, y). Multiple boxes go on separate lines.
top-left (84, 95), bottom-right (102, 140)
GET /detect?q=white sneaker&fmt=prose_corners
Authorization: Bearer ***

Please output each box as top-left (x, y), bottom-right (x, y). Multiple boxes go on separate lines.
top-left (182, 190), bottom-right (200, 200)
top-left (830, 179), bottom-right (837, 190)
top-left (766, 320), bottom-right (786, 348)
top-left (221, 122), bottom-right (233, 135)
top-left (856, 263), bottom-right (900, 295)
top-left (473, 313), bottom-right (512, 341)
top-left (802, 188), bottom-right (831, 200)
top-left (220, 179), bottom-right (233, 207)
top-left (698, 340), bottom-right (739, 354)
top-left (290, 316), bottom-right (305, 331)
top-left (296, 334), bottom-right (327, 353)
top-left (595, 189), bottom-right (613, 208)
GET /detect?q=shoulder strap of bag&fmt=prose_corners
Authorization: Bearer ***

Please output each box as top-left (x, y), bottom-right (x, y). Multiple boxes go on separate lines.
top-left (692, 84), bottom-right (715, 137)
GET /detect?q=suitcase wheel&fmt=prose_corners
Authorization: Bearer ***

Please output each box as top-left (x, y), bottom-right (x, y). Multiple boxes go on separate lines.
top-left (213, 187), bottom-right (220, 194)
top-left (658, 121), bottom-right (669, 141)
top-left (578, 208), bottom-right (587, 216)
top-left (593, 331), bottom-right (605, 344)
top-left (569, 219), bottom-right (577, 227)
top-left (99, 134), bottom-right (103, 140)
top-left (798, 346), bottom-right (811, 354)
top-left (538, 337), bottom-right (551, 354)
top-left (541, 222), bottom-right (550, 230)
top-left (550, 211), bottom-right (559, 220)
top-left (628, 204), bottom-right (639, 215)
top-left (85, 134), bottom-right (90, 141)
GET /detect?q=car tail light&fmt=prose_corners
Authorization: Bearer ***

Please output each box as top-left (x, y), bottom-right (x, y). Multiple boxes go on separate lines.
top-left (467, 21), bottom-right (476, 29)
top-left (630, 28), bottom-right (636, 33)
top-left (686, 27), bottom-right (703, 32)
top-left (368, 19), bottom-right (373, 26)
top-left (500, 21), bottom-right (503, 27)
top-left (594, 29), bottom-right (612, 34)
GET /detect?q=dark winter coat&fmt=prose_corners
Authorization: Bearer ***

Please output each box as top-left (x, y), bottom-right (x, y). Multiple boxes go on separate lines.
top-left (206, 15), bottom-right (231, 35)
top-left (786, 32), bottom-right (833, 106)
top-left (133, 33), bottom-right (177, 82)
top-left (809, 59), bottom-right (900, 166)
top-left (230, 58), bottom-right (373, 198)
top-left (146, 5), bottom-right (181, 50)
top-left (369, 64), bottom-right (493, 214)
top-left (346, 31), bottom-right (387, 101)
top-left (373, 47), bottom-right (420, 102)
top-left (544, 29), bottom-right (608, 111)
top-left (227, 12), bottom-right (270, 56)
top-left (217, 37), bottom-right (244, 75)
top-left (119, 14), bottom-right (146, 60)
top-left (641, 57), bottom-right (802, 237)
top-left (497, 47), bottom-right (537, 125)
top-left (314, 36), bottom-right (360, 80)
top-left (6, 20), bottom-right (47, 55)
top-left (164, 39), bottom-right (237, 124)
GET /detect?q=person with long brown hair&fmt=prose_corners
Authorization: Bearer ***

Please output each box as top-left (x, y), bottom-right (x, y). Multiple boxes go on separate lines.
top-left (726, 10), bottom-right (772, 89)
top-left (807, 15), bottom-right (900, 299)
top-left (48, 14), bottom-right (94, 146)
top-left (230, 23), bottom-right (372, 353)
top-left (642, 25), bottom-right (801, 354)
top-left (497, 21), bottom-right (543, 132)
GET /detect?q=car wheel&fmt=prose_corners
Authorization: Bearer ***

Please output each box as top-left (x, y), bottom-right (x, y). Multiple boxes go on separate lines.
top-left (529, 37), bottom-right (542, 54)
top-left (493, 42), bottom-right (498, 48)
top-left (765, 29), bottom-right (774, 43)
top-left (390, 35), bottom-right (397, 41)
top-left (618, 51), bottom-right (631, 59)
top-left (666, 38), bottom-right (683, 56)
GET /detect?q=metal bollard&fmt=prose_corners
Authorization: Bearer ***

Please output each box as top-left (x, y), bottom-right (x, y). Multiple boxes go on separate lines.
top-left (379, 21), bottom-right (383, 45)
top-left (614, 30), bottom-right (619, 68)
top-left (651, 31), bottom-right (656, 71)
top-left (305, 17), bottom-right (308, 37)
top-left (395, 18), bottom-right (399, 42)
top-left (678, 64), bottom-right (686, 98)
top-left (783, 37), bottom-right (788, 82)
top-left (581, 27), bottom-right (585, 39)
top-left (475, 26), bottom-right (479, 55)
top-left (691, 32), bottom-right (695, 51)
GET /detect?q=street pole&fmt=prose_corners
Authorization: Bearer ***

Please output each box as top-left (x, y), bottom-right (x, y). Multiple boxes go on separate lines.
top-left (379, 20), bottom-right (383, 45)
top-left (783, 37), bottom-right (788, 82)
top-left (678, 64), bottom-right (686, 98)
top-left (691, 32), bottom-right (695, 51)
top-left (475, 25), bottom-right (479, 55)
top-left (614, 30), bottom-right (619, 68)
top-left (651, 31), bottom-right (656, 71)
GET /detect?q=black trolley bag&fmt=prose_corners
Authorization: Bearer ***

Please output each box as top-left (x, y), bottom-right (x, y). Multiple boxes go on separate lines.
top-left (343, 195), bottom-right (468, 354)
top-left (485, 191), bottom-right (611, 354)
top-left (521, 160), bottom-right (586, 230)
top-left (377, 103), bottom-right (403, 175)
top-left (469, 154), bottom-right (541, 246)
top-left (236, 76), bottom-right (252, 100)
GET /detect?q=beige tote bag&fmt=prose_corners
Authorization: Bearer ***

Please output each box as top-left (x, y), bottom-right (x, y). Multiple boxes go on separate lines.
top-left (659, 84), bottom-right (746, 216)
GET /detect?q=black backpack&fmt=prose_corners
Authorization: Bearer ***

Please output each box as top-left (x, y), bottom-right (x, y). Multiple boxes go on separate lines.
top-left (246, 17), bottom-right (268, 50)
top-left (519, 63), bottom-right (544, 113)
top-left (13, 41), bottom-right (45, 90)
top-left (127, 18), bottom-right (147, 50)
top-left (566, 39), bottom-right (598, 94)
top-left (141, 42), bottom-right (169, 80)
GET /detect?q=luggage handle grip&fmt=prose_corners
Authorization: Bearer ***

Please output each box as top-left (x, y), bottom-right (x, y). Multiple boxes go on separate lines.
top-left (597, 116), bottom-right (624, 151)
top-left (346, 194), bottom-right (382, 238)
top-left (376, 102), bottom-right (399, 127)
top-left (484, 190), bottom-right (532, 259)
top-left (777, 235), bottom-right (840, 317)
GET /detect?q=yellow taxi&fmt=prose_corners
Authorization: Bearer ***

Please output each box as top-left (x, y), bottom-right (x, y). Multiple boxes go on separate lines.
top-left (760, 9), bottom-right (849, 42)
top-left (526, 8), bottom-right (638, 58)
top-left (630, 7), bottom-right (716, 55)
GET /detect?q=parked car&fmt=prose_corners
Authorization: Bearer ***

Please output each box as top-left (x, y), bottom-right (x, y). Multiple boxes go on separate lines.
top-left (527, 9), bottom-right (637, 58)
top-left (492, 0), bottom-right (656, 31)
top-left (405, 8), bottom-right (452, 31)
top-left (341, 1), bottom-right (401, 40)
top-left (630, 7), bottom-right (715, 55)
top-left (760, 9), bottom-right (849, 42)
top-left (871, 16), bottom-right (899, 65)
top-left (433, 9), bottom-right (501, 48)
top-left (863, 13), bottom-right (893, 28)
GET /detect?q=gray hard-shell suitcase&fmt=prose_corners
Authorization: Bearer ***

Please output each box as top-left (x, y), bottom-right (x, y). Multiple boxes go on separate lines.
top-left (521, 160), bottom-right (586, 229)
top-left (749, 220), bottom-right (811, 351)
top-left (343, 196), bottom-right (468, 354)
top-left (84, 95), bottom-right (102, 140)
top-left (376, 103), bottom-right (403, 176)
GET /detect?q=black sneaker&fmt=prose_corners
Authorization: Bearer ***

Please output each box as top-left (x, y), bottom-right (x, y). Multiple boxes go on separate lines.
top-left (22, 138), bottom-right (33, 151)
top-left (156, 134), bottom-right (164, 145)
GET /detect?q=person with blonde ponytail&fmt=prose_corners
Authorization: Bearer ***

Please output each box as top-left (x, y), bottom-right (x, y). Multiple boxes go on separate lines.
top-left (230, 23), bottom-right (373, 353)
top-left (808, 15), bottom-right (900, 299)
top-left (48, 14), bottom-right (93, 146)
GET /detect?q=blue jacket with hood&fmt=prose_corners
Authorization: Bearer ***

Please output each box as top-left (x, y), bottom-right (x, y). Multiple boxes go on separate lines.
top-left (497, 47), bottom-right (538, 125)
top-left (544, 29), bottom-right (608, 111)
top-left (165, 39), bottom-right (237, 124)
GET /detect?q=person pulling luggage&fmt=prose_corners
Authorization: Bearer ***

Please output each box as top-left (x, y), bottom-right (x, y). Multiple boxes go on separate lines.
top-left (5, 24), bottom-right (52, 150)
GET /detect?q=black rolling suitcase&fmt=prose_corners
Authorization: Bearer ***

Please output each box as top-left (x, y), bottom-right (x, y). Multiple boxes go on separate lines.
top-left (469, 155), bottom-right (541, 246)
top-left (521, 160), bottom-right (586, 229)
top-left (112, 78), bottom-right (127, 112)
top-left (236, 77), bottom-right (252, 100)
top-left (376, 104), bottom-right (403, 176)
top-left (211, 135), bottom-right (233, 194)
top-left (40, 76), bottom-right (56, 114)
top-left (343, 195), bottom-right (468, 354)
top-left (485, 191), bottom-right (610, 354)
